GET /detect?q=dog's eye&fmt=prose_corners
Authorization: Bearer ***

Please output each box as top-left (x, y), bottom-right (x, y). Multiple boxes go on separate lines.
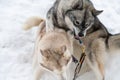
top-left (74, 20), bottom-right (80, 26)
top-left (85, 23), bottom-right (90, 27)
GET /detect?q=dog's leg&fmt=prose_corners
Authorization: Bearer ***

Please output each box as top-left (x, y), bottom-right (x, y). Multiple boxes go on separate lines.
top-left (88, 54), bottom-right (104, 80)
top-left (87, 39), bottom-right (106, 80)
top-left (64, 60), bottom-right (75, 80)
top-left (58, 74), bottom-right (65, 80)
top-left (94, 60), bottom-right (105, 80)
top-left (34, 66), bottom-right (45, 80)
top-left (97, 60), bottom-right (105, 80)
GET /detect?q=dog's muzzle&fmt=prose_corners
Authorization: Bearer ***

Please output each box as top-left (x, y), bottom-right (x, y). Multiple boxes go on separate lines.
top-left (78, 32), bottom-right (84, 37)
top-left (73, 29), bottom-right (84, 38)
top-left (73, 29), bottom-right (79, 40)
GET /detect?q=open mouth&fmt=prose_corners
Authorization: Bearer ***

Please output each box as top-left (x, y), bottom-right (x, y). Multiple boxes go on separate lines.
top-left (73, 29), bottom-right (84, 40)
top-left (73, 29), bottom-right (83, 44)
top-left (74, 34), bottom-right (80, 40)
top-left (73, 30), bottom-right (79, 40)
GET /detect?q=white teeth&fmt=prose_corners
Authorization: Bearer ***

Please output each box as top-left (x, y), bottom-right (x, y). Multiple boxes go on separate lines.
top-left (74, 27), bottom-right (80, 36)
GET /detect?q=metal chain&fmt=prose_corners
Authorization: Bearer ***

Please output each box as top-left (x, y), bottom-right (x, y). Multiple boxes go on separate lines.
top-left (73, 39), bottom-right (86, 80)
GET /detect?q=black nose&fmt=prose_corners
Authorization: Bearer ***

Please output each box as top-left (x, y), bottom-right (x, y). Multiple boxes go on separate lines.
top-left (78, 32), bottom-right (84, 37)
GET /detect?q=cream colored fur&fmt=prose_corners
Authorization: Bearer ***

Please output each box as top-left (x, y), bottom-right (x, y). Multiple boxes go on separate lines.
top-left (23, 16), bottom-right (44, 30)
top-left (23, 16), bottom-right (90, 80)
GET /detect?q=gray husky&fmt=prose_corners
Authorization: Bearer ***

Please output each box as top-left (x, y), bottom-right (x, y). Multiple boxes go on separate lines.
top-left (46, 0), bottom-right (102, 32)
top-left (46, 0), bottom-right (85, 32)
top-left (64, 0), bottom-right (120, 80)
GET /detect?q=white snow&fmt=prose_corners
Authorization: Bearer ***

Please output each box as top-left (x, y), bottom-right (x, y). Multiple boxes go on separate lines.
top-left (0, 0), bottom-right (120, 80)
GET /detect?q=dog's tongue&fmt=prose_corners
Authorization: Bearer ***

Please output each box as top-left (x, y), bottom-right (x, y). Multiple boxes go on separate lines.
top-left (74, 35), bottom-right (80, 40)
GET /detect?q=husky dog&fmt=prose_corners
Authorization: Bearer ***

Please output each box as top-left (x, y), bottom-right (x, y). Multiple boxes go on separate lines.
top-left (46, 0), bottom-right (102, 32)
top-left (23, 17), bottom-right (72, 80)
top-left (64, 0), bottom-right (120, 80)
top-left (34, 23), bottom-right (74, 80)
top-left (23, 17), bottom-right (90, 80)
top-left (46, 0), bottom-right (85, 32)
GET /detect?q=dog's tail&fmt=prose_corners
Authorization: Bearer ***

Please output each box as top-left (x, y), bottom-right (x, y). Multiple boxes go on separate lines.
top-left (23, 16), bottom-right (44, 30)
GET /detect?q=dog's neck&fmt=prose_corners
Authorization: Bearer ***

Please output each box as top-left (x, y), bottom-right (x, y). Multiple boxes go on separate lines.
top-left (81, 17), bottom-right (111, 48)
top-left (87, 17), bottom-right (110, 36)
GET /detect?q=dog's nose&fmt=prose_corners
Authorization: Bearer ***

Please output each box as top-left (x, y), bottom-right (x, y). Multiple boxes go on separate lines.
top-left (78, 32), bottom-right (84, 37)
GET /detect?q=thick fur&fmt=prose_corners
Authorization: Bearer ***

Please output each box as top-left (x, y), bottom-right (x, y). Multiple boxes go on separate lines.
top-left (33, 21), bottom-right (73, 80)
top-left (46, 0), bottom-right (100, 33)
top-left (23, 17), bottom-right (90, 80)
top-left (64, 1), bottom-right (120, 80)
top-left (23, 16), bottom-right (44, 30)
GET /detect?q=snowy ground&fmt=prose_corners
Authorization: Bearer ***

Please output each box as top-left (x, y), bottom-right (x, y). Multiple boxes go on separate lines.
top-left (0, 0), bottom-right (120, 80)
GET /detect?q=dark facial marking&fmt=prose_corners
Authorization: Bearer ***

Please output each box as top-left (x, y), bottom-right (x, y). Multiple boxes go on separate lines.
top-left (40, 63), bottom-right (53, 71)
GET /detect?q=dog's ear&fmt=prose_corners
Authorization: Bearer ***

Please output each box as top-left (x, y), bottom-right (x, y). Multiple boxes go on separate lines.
top-left (92, 9), bottom-right (103, 16)
top-left (40, 49), bottom-right (51, 58)
top-left (40, 49), bottom-right (44, 56)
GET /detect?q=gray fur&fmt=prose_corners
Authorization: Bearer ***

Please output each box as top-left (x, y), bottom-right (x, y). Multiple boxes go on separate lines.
top-left (46, 0), bottom-right (97, 32)
top-left (64, 2), bottom-right (120, 80)
top-left (46, 0), bottom-right (120, 80)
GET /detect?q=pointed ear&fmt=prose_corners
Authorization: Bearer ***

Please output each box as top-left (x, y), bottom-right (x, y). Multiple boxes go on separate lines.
top-left (40, 49), bottom-right (48, 57)
top-left (40, 49), bottom-right (44, 56)
top-left (92, 10), bottom-right (103, 16)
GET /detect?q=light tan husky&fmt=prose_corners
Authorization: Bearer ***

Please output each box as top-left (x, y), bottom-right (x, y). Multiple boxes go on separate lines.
top-left (23, 17), bottom-right (90, 80)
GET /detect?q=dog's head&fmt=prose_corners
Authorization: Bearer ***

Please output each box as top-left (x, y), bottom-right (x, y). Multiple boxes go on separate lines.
top-left (37, 29), bottom-right (73, 74)
top-left (64, 0), bottom-right (103, 37)
top-left (40, 46), bottom-right (72, 74)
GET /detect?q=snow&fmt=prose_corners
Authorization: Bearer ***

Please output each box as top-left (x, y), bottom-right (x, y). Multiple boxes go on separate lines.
top-left (0, 0), bottom-right (120, 80)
